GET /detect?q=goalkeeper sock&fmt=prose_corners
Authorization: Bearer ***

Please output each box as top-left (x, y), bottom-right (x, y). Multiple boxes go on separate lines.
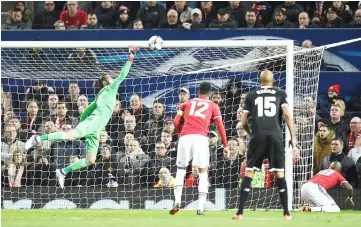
top-left (174, 168), bottom-right (186, 205)
top-left (63, 159), bottom-right (91, 175)
top-left (198, 172), bottom-right (209, 211)
top-left (236, 176), bottom-right (252, 215)
top-left (276, 177), bottom-right (290, 216)
top-left (40, 132), bottom-right (66, 141)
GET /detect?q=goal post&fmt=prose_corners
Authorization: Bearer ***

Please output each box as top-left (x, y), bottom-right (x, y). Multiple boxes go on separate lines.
top-left (1, 39), bottom-right (318, 211)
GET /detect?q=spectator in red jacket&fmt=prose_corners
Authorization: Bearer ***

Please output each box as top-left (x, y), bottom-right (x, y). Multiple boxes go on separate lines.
top-left (60, 1), bottom-right (87, 29)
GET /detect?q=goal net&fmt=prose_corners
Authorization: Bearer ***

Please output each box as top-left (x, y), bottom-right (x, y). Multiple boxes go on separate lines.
top-left (1, 40), bottom-right (323, 210)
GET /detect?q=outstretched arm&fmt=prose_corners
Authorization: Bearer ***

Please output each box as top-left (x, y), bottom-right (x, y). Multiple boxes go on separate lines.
top-left (109, 46), bottom-right (137, 91)
top-left (80, 101), bottom-right (97, 122)
top-left (174, 111), bottom-right (184, 134)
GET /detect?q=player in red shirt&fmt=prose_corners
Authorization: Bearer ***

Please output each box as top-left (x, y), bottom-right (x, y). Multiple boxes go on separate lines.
top-left (60, 1), bottom-right (87, 29)
top-left (300, 161), bottom-right (354, 212)
top-left (169, 82), bottom-right (229, 215)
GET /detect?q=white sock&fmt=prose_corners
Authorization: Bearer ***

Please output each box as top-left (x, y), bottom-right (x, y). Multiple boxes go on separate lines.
top-left (174, 169), bottom-right (186, 204)
top-left (198, 172), bottom-right (209, 211)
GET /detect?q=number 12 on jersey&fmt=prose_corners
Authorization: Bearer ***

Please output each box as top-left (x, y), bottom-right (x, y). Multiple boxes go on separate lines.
top-left (189, 101), bottom-right (209, 119)
top-left (255, 96), bottom-right (276, 117)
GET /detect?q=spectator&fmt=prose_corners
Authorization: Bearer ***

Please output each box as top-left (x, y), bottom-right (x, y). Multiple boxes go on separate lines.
top-left (40, 121), bottom-right (56, 149)
top-left (143, 99), bottom-right (167, 151)
top-left (242, 10), bottom-right (264, 28)
top-left (296, 12), bottom-right (320, 28)
top-left (6, 148), bottom-right (27, 188)
top-left (60, 1), bottom-right (87, 29)
top-left (301, 40), bottom-right (326, 71)
top-left (8, 117), bottom-right (27, 142)
top-left (227, 1), bottom-right (246, 27)
top-left (64, 155), bottom-right (90, 186)
top-left (209, 8), bottom-right (237, 28)
top-left (199, 1), bottom-right (218, 27)
top-left (22, 100), bottom-right (42, 133)
top-left (7, 1), bottom-right (32, 27)
top-left (170, 1), bottom-right (192, 23)
top-left (137, 1), bottom-right (167, 28)
top-left (347, 8), bottom-right (361, 28)
top-left (252, 1), bottom-right (273, 26)
top-left (115, 6), bottom-right (132, 29)
top-left (117, 115), bottom-right (143, 149)
top-left (54, 20), bottom-right (66, 30)
top-left (215, 138), bottom-right (244, 188)
top-left (99, 130), bottom-right (112, 149)
top-left (314, 125), bottom-right (335, 174)
top-left (48, 102), bottom-right (78, 131)
top-left (160, 9), bottom-right (179, 28)
top-left (266, 8), bottom-right (294, 28)
top-left (178, 87), bottom-right (190, 105)
top-left (117, 139), bottom-right (149, 186)
top-left (2, 8), bottom-right (31, 30)
top-left (321, 8), bottom-right (346, 28)
top-left (211, 91), bottom-right (226, 120)
top-left (161, 127), bottom-right (177, 158)
top-left (311, 1), bottom-right (325, 24)
top-left (105, 99), bottom-right (123, 142)
top-left (132, 18), bottom-right (144, 30)
top-left (153, 167), bottom-right (175, 188)
top-left (322, 138), bottom-right (357, 185)
top-left (33, 1), bottom-right (60, 29)
top-left (43, 93), bottom-right (59, 119)
top-left (328, 104), bottom-right (349, 138)
top-left (325, 1), bottom-right (353, 23)
top-left (83, 13), bottom-right (104, 29)
top-left (94, 144), bottom-right (118, 187)
top-left (68, 48), bottom-right (98, 69)
top-left (273, 1), bottom-right (304, 24)
top-left (142, 141), bottom-right (174, 186)
top-left (348, 147), bottom-right (361, 164)
top-left (181, 8), bottom-right (206, 29)
top-left (113, 2), bottom-right (140, 21)
top-left (72, 95), bottom-right (89, 118)
top-left (208, 130), bottom-right (221, 172)
top-left (343, 117), bottom-right (361, 153)
top-left (2, 110), bottom-right (15, 130)
top-left (49, 124), bottom-right (86, 169)
top-left (63, 1), bottom-right (92, 13)
top-left (65, 82), bottom-right (81, 113)
top-left (1, 124), bottom-right (26, 170)
top-left (25, 80), bottom-right (53, 106)
top-left (129, 93), bottom-right (150, 128)
top-left (32, 155), bottom-right (56, 186)
top-left (1, 84), bottom-right (12, 114)
top-left (95, 1), bottom-right (116, 28)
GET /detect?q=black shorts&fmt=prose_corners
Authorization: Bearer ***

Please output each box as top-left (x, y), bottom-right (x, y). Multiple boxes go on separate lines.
top-left (246, 135), bottom-right (285, 172)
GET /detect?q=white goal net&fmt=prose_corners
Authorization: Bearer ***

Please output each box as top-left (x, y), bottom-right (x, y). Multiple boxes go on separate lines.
top-left (1, 40), bottom-right (324, 210)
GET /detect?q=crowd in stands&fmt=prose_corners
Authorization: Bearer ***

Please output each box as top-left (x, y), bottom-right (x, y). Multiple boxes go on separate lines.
top-left (1, 76), bottom-right (361, 189)
top-left (2, 1), bottom-right (361, 30)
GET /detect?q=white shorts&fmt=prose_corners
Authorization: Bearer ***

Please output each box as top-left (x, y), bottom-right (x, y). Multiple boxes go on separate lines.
top-left (301, 182), bottom-right (336, 207)
top-left (176, 134), bottom-right (209, 168)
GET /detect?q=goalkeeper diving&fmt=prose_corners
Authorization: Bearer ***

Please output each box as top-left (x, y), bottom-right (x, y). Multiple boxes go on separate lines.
top-left (25, 46), bottom-right (138, 188)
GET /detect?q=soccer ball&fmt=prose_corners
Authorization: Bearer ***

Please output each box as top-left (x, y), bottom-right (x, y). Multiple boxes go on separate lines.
top-left (148, 35), bottom-right (163, 51)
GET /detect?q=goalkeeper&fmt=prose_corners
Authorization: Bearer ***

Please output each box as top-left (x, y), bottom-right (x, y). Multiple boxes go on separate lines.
top-left (25, 46), bottom-right (138, 188)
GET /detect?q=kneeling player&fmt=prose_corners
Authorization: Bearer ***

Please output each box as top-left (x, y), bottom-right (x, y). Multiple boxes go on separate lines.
top-left (300, 161), bottom-right (354, 212)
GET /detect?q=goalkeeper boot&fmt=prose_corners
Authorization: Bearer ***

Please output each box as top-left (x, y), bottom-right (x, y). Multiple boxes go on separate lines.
top-left (299, 204), bottom-right (311, 212)
top-left (169, 203), bottom-right (181, 215)
top-left (196, 210), bottom-right (205, 215)
top-left (284, 214), bottom-right (294, 221)
top-left (231, 214), bottom-right (244, 220)
top-left (25, 135), bottom-right (40, 151)
top-left (56, 169), bottom-right (65, 189)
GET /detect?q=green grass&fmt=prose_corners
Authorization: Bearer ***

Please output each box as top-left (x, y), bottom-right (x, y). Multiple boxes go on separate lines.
top-left (2, 210), bottom-right (360, 227)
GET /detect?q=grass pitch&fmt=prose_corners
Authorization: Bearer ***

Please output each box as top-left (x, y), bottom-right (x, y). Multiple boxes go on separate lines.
top-left (2, 210), bottom-right (360, 227)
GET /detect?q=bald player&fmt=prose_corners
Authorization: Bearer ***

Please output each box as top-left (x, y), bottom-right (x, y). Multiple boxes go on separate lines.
top-left (233, 70), bottom-right (296, 220)
top-left (300, 161), bottom-right (354, 212)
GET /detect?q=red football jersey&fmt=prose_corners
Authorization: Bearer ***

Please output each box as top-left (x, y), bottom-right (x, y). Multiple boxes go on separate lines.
top-left (308, 169), bottom-right (347, 190)
top-left (60, 10), bottom-right (87, 28)
top-left (179, 98), bottom-right (221, 137)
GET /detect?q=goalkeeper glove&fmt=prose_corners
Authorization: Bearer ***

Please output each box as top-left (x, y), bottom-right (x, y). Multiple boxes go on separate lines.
top-left (128, 45), bottom-right (138, 61)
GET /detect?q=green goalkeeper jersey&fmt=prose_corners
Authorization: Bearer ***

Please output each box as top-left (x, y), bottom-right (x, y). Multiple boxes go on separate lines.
top-left (79, 61), bottom-right (132, 125)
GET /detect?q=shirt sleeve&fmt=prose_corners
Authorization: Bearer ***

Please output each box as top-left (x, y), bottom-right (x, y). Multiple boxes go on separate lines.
top-left (243, 93), bottom-right (252, 112)
top-left (108, 61), bottom-right (132, 92)
top-left (337, 172), bottom-right (347, 184)
top-left (81, 11), bottom-right (88, 25)
top-left (177, 102), bottom-right (187, 116)
top-left (280, 91), bottom-right (288, 107)
top-left (212, 103), bottom-right (222, 120)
